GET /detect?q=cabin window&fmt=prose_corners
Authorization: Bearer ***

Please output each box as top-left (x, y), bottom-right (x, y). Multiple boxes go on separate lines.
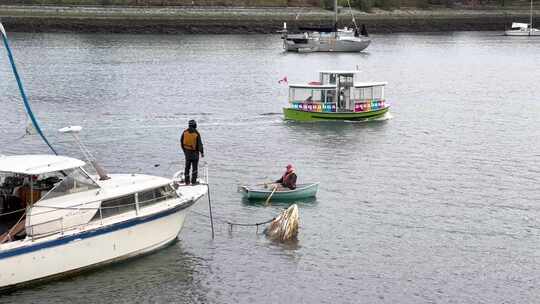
top-left (289, 88), bottom-right (335, 103)
top-left (41, 168), bottom-right (99, 200)
top-left (321, 73), bottom-right (337, 84)
top-left (138, 185), bottom-right (177, 209)
top-left (96, 194), bottom-right (136, 219)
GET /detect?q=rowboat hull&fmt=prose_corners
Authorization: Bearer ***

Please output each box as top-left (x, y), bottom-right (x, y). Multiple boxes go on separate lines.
top-left (240, 183), bottom-right (319, 201)
top-left (283, 106), bottom-right (389, 122)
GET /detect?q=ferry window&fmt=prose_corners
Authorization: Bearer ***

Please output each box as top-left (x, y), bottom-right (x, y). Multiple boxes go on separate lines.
top-left (138, 185), bottom-right (177, 208)
top-left (373, 86), bottom-right (383, 100)
top-left (97, 194), bottom-right (136, 219)
top-left (358, 87), bottom-right (373, 100)
top-left (41, 168), bottom-right (99, 200)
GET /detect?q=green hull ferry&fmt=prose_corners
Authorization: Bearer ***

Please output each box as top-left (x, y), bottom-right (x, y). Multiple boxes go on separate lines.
top-left (283, 106), bottom-right (389, 121)
top-left (283, 70), bottom-right (390, 122)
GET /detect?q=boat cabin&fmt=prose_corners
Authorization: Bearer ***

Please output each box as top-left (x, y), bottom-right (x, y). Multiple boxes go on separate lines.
top-left (288, 70), bottom-right (387, 113)
top-left (0, 155), bottom-right (178, 244)
top-left (510, 22), bottom-right (531, 30)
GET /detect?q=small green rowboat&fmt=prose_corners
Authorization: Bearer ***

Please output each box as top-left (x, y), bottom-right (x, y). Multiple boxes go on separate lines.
top-left (239, 183), bottom-right (319, 201)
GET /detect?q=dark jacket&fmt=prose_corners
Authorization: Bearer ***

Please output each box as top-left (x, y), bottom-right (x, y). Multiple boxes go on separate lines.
top-left (276, 171), bottom-right (297, 190)
top-left (181, 127), bottom-right (204, 157)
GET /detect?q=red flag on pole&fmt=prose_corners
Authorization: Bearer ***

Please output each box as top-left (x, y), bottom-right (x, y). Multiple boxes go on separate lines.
top-left (278, 76), bottom-right (288, 84)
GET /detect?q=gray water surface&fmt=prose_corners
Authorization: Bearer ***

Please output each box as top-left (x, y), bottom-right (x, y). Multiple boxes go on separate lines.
top-left (1, 32), bottom-right (540, 303)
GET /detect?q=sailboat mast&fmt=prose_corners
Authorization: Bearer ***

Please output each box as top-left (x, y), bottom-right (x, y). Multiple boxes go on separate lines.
top-left (530, 0), bottom-right (533, 28)
top-left (334, 0), bottom-right (338, 31)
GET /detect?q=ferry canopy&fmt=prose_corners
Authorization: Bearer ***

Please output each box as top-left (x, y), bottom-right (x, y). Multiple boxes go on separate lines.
top-left (354, 81), bottom-right (387, 88)
top-left (289, 83), bottom-right (336, 89)
top-left (319, 70), bottom-right (359, 75)
top-left (0, 155), bottom-right (85, 175)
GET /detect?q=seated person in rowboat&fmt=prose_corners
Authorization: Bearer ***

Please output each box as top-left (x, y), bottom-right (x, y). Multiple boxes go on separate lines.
top-left (275, 164), bottom-right (297, 190)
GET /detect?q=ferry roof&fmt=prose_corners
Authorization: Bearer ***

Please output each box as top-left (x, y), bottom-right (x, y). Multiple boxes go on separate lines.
top-left (0, 154), bottom-right (85, 175)
top-left (354, 81), bottom-right (387, 88)
top-left (289, 83), bottom-right (337, 89)
top-left (319, 70), bottom-right (360, 75)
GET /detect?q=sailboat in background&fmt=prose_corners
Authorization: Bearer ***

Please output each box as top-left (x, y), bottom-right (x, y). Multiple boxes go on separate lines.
top-left (280, 0), bottom-right (370, 52)
top-left (505, 0), bottom-right (540, 36)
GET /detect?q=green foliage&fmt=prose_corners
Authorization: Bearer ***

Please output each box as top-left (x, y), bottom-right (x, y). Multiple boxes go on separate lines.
top-left (417, 0), bottom-right (429, 9)
top-left (320, 0), bottom-right (334, 10)
top-left (374, 0), bottom-right (399, 10)
top-left (350, 0), bottom-right (373, 12)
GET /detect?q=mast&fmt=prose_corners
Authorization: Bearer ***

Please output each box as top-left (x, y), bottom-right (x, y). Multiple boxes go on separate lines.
top-left (0, 21), bottom-right (58, 155)
top-left (530, 0), bottom-right (533, 29)
top-left (334, 0), bottom-right (338, 31)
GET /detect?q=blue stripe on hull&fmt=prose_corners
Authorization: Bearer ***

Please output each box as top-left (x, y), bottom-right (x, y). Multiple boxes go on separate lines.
top-left (0, 200), bottom-right (195, 260)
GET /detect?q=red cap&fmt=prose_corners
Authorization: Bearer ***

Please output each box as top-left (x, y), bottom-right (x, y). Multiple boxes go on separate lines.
top-left (286, 164), bottom-right (293, 171)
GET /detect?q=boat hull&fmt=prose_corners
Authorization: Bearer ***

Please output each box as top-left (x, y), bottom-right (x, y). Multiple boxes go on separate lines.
top-left (284, 38), bottom-right (371, 52)
top-left (0, 200), bottom-right (197, 291)
top-left (283, 106), bottom-right (389, 122)
top-left (241, 183), bottom-right (318, 201)
top-left (504, 29), bottom-right (540, 36)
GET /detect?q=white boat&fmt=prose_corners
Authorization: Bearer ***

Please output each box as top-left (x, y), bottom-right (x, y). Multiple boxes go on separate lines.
top-left (505, 0), bottom-right (540, 36)
top-left (280, 0), bottom-right (370, 52)
top-left (0, 154), bottom-right (207, 291)
top-left (0, 22), bottom-right (208, 291)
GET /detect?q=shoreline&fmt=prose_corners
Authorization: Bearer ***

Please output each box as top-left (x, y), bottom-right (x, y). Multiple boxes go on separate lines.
top-left (0, 5), bottom-right (537, 34)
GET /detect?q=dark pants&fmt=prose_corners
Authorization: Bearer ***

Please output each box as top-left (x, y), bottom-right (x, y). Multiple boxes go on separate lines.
top-left (184, 150), bottom-right (199, 185)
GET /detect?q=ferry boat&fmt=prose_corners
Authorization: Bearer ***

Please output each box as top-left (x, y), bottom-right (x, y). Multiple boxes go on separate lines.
top-left (283, 70), bottom-right (390, 121)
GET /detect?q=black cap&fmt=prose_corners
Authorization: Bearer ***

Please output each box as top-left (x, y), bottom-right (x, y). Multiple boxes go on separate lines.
top-left (188, 119), bottom-right (197, 128)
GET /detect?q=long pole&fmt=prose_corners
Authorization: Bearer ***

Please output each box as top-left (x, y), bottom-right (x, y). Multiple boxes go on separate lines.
top-left (0, 22), bottom-right (58, 155)
top-left (334, 0), bottom-right (338, 31)
top-left (530, 0), bottom-right (533, 30)
top-left (206, 167), bottom-right (214, 239)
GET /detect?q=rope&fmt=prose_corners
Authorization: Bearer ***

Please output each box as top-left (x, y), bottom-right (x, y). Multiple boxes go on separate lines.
top-left (190, 209), bottom-right (275, 234)
top-left (346, 0), bottom-right (359, 31)
top-left (0, 207), bottom-right (25, 217)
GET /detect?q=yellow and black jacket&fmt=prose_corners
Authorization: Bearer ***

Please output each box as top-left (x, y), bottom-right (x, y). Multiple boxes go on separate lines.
top-left (180, 127), bottom-right (204, 155)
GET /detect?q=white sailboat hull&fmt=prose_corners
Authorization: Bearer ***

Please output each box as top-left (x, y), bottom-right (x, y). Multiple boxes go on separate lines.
top-left (284, 36), bottom-right (371, 52)
top-left (504, 28), bottom-right (540, 36)
top-left (0, 200), bottom-right (196, 291)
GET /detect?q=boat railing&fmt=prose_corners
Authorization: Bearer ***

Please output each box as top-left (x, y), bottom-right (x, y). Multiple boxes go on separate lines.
top-left (291, 102), bottom-right (337, 112)
top-left (24, 190), bottom-right (181, 241)
top-left (353, 99), bottom-right (386, 112)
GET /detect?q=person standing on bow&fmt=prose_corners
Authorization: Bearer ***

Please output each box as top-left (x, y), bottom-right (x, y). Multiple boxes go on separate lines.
top-left (275, 164), bottom-right (297, 190)
top-left (180, 119), bottom-right (204, 185)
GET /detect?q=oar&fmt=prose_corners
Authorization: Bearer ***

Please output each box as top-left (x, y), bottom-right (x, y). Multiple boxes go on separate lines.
top-left (265, 186), bottom-right (278, 206)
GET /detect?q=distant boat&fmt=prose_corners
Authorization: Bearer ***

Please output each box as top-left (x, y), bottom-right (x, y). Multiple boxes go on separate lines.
top-left (505, 0), bottom-right (540, 36)
top-left (280, 0), bottom-right (370, 52)
top-left (283, 70), bottom-right (390, 122)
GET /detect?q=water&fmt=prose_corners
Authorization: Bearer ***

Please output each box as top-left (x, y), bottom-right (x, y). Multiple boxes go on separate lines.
top-left (1, 31), bottom-right (540, 303)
